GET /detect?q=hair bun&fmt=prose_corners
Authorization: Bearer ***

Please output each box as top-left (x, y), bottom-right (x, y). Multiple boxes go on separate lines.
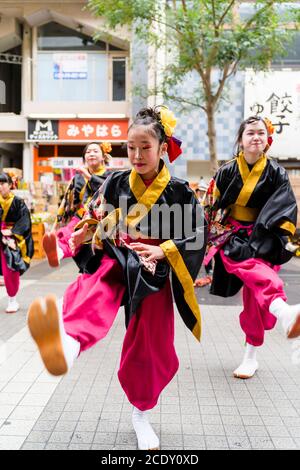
top-left (135, 107), bottom-right (160, 122)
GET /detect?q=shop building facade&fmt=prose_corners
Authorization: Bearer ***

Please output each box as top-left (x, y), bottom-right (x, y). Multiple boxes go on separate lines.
top-left (0, 0), bottom-right (134, 182)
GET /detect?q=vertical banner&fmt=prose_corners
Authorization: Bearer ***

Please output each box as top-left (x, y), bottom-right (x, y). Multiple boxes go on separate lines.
top-left (244, 71), bottom-right (300, 158)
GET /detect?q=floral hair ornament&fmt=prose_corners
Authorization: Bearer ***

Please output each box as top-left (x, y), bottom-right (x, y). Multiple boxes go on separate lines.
top-left (100, 142), bottom-right (112, 154)
top-left (159, 106), bottom-right (182, 163)
top-left (264, 117), bottom-right (275, 148)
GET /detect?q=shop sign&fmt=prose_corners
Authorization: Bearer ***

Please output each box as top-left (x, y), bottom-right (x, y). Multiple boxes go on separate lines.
top-left (51, 158), bottom-right (82, 169)
top-left (58, 119), bottom-right (128, 141)
top-left (27, 119), bottom-right (128, 142)
top-left (28, 120), bottom-right (59, 141)
top-left (108, 158), bottom-right (130, 169)
top-left (245, 71), bottom-right (300, 158)
top-left (53, 53), bottom-right (88, 80)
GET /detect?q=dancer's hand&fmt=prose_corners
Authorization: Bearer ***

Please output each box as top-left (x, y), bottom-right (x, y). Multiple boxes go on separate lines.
top-left (129, 243), bottom-right (165, 261)
top-left (69, 223), bottom-right (89, 253)
top-left (1, 229), bottom-right (12, 236)
top-left (76, 166), bottom-right (91, 180)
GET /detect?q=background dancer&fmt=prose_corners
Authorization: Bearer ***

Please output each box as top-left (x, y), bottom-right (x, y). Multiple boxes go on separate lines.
top-left (0, 173), bottom-right (33, 313)
top-left (43, 141), bottom-right (112, 267)
top-left (203, 116), bottom-right (299, 379)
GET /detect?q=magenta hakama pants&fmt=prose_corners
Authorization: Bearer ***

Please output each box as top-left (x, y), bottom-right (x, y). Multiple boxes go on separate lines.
top-left (0, 245), bottom-right (20, 297)
top-left (220, 250), bottom-right (287, 346)
top-left (63, 253), bottom-right (179, 410)
top-left (56, 216), bottom-right (80, 259)
top-left (0, 246), bottom-right (20, 297)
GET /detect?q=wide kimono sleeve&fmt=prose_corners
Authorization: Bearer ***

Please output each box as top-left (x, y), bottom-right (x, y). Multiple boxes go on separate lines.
top-left (159, 183), bottom-right (207, 341)
top-left (9, 198), bottom-right (34, 272)
top-left (56, 174), bottom-right (86, 225)
top-left (88, 174), bottom-right (104, 194)
top-left (249, 165), bottom-right (298, 265)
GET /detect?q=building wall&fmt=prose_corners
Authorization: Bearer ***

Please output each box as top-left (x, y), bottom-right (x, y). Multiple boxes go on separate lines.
top-left (172, 71), bottom-right (245, 181)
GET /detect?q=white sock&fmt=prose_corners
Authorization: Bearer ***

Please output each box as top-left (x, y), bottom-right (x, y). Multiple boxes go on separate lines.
top-left (234, 343), bottom-right (258, 379)
top-left (132, 407), bottom-right (159, 450)
top-left (269, 298), bottom-right (300, 336)
top-left (54, 298), bottom-right (80, 370)
top-left (269, 298), bottom-right (289, 320)
top-left (57, 245), bottom-right (64, 262)
top-left (244, 343), bottom-right (257, 362)
top-left (8, 296), bottom-right (17, 304)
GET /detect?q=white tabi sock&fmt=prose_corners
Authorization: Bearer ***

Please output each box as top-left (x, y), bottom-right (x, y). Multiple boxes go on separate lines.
top-left (234, 343), bottom-right (259, 379)
top-left (57, 245), bottom-right (64, 262)
top-left (132, 406), bottom-right (159, 450)
top-left (270, 298), bottom-right (300, 338)
top-left (53, 298), bottom-right (80, 370)
top-left (6, 296), bottom-right (20, 313)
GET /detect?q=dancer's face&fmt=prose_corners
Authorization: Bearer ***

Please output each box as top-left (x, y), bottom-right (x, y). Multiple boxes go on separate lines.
top-left (241, 121), bottom-right (268, 163)
top-left (127, 126), bottom-right (167, 180)
top-left (84, 144), bottom-right (104, 170)
top-left (0, 182), bottom-right (11, 198)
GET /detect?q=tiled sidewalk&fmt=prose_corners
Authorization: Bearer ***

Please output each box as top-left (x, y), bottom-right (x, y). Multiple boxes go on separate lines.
top-left (0, 299), bottom-right (300, 450)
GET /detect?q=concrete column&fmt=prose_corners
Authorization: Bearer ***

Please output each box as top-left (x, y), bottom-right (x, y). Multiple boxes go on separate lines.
top-left (31, 27), bottom-right (38, 102)
top-left (21, 23), bottom-right (32, 113)
top-left (23, 143), bottom-right (33, 182)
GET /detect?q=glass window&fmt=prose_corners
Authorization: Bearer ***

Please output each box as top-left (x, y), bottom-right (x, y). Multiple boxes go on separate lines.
top-left (37, 52), bottom-right (109, 101)
top-left (272, 31), bottom-right (300, 68)
top-left (113, 58), bottom-right (126, 101)
top-left (38, 22), bottom-right (106, 51)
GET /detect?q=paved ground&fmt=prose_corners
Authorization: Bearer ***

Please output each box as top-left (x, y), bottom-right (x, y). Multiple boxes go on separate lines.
top-left (0, 257), bottom-right (299, 450)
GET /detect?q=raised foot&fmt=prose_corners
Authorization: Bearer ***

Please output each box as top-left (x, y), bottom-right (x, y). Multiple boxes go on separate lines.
top-left (27, 294), bottom-right (67, 376)
top-left (42, 232), bottom-right (59, 268)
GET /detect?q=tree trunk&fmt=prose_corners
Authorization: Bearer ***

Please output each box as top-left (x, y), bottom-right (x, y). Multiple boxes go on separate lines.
top-left (206, 102), bottom-right (219, 175)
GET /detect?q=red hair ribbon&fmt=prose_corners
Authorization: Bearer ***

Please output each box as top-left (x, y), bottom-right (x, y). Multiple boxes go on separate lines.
top-left (167, 136), bottom-right (182, 163)
top-left (268, 136), bottom-right (273, 147)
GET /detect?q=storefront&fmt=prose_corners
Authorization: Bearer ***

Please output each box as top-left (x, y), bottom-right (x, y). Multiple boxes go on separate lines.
top-left (27, 117), bottom-right (130, 182)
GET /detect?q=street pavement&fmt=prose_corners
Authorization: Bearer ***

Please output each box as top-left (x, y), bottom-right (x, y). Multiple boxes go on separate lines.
top-left (0, 257), bottom-right (299, 450)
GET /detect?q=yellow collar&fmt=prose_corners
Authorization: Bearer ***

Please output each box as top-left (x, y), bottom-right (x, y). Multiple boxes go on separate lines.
top-left (126, 160), bottom-right (171, 228)
top-left (235, 152), bottom-right (267, 207)
top-left (0, 192), bottom-right (15, 220)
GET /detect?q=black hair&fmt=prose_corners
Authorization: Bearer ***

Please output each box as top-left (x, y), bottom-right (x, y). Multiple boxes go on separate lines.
top-left (128, 107), bottom-right (167, 145)
top-left (82, 142), bottom-right (110, 164)
top-left (0, 173), bottom-right (12, 185)
top-left (235, 116), bottom-right (268, 155)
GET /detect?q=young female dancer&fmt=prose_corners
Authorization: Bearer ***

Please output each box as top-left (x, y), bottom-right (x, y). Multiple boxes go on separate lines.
top-left (0, 173), bottom-right (33, 313)
top-left (27, 107), bottom-right (206, 450)
top-left (42, 141), bottom-right (111, 267)
top-left (203, 116), bottom-right (299, 379)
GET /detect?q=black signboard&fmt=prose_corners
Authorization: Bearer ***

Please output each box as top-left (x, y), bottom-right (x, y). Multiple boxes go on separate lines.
top-left (27, 119), bottom-right (59, 141)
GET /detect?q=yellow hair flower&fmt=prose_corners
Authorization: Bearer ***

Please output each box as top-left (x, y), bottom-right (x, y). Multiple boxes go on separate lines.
top-left (160, 107), bottom-right (177, 137)
top-left (264, 118), bottom-right (275, 135)
top-left (101, 142), bottom-right (112, 154)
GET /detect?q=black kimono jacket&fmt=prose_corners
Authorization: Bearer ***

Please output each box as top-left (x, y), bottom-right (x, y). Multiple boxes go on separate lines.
top-left (56, 167), bottom-right (111, 226)
top-left (75, 160), bottom-right (207, 341)
top-left (209, 153), bottom-right (298, 297)
top-left (0, 193), bottom-right (34, 274)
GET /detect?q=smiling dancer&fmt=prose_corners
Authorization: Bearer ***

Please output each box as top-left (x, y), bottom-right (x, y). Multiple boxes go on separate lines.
top-left (43, 141), bottom-right (112, 267)
top-left (203, 116), bottom-right (299, 379)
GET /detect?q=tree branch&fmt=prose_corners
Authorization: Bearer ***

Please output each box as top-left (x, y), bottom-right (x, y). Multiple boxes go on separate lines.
top-left (213, 64), bottom-right (230, 105)
top-left (217, 0), bottom-right (236, 29)
top-left (242, 0), bottom-right (275, 31)
top-left (181, 0), bottom-right (187, 13)
top-left (211, 0), bottom-right (217, 31)
top-left (164, 94), bottom-right (207, 112)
